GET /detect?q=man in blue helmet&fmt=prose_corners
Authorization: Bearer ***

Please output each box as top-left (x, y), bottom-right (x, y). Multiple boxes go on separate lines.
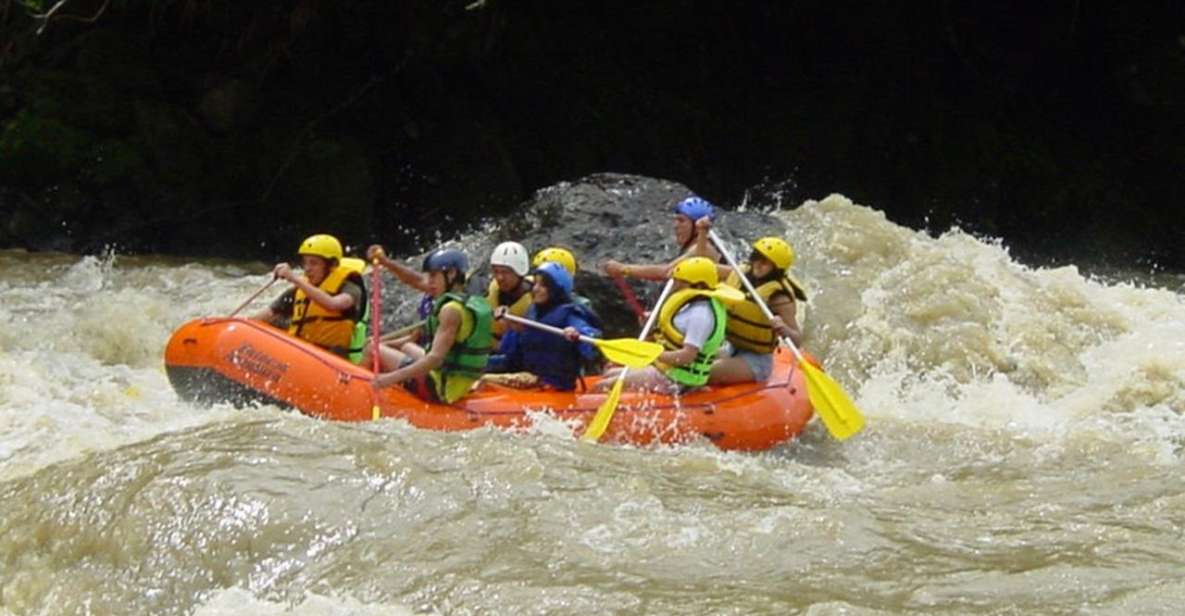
top-left (602, 195), bottom-right (723, 282)
top-left (484, 261), bottom-right (603, 391)
top-left (365, 244), bottom-right (493, 403)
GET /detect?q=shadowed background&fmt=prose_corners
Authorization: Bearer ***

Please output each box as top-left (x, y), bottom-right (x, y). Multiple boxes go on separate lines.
top-left (1, 0), bottom-right (1182, 268)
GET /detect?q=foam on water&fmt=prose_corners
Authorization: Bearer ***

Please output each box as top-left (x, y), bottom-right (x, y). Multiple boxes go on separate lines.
top-left (1, 194), bottom-right (1183, 614)
top-left (193, 588), bottom-right (416, 616)
top-left (0, 251), bottom-right (278, 481)
top-left (777, 195), bottom-right (1185, 451)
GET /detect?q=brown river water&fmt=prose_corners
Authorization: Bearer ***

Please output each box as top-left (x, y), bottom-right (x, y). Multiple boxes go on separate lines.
top-left (1, 195), bottom-right (1183, 615)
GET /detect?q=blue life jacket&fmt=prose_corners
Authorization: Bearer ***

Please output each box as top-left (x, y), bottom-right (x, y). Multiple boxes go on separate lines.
top-left (518, 301), bottom-right (602, 391)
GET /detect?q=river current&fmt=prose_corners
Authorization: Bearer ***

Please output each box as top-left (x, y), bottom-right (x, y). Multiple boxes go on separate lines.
top-left (1, 195), bottom-right (1183, 615)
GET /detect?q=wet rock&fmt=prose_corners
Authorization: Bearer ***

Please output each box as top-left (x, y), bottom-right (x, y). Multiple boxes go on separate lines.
top-left (462, 173), bottom-right (789, 337)
top-left (539, 175), bottom-right (785, 335)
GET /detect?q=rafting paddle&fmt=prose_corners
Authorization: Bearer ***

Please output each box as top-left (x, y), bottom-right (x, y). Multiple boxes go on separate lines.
top-left (498, 313), bottom-right (663, 369)
top-left (380, 319), bottom-right (427, 342)
top-left (228, 276), bottom-right (277, 318)
top-left (581, 279), bottom-right (676, 442)
top-left (707, 230), bottom-right (865, 440)
top-left (369, 259), bottom-right (383, 421)
top-left (610, 273), bottom-right (648, 322)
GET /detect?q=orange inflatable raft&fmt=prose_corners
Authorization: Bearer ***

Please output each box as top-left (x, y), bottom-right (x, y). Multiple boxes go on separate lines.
top-left (164, 317), bottom-right (815, 451)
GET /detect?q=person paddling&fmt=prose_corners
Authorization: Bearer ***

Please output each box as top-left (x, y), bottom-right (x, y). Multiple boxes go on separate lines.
top-left (365, 246), bottom-right (493, 403)
top-left (595, 257), bottom-right (742, 393)
top-left (532, 245), bottom-right (601, 330)
top-left (694, 218), bottom-right (807, 384)
top-left (253, 234), bottom-right (368, 362)
top-left (601, 196), bottom-right (723, 282)
top-left (485, 262), bottom-right (603, 391)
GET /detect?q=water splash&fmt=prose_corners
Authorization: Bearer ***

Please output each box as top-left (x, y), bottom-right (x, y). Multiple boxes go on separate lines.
top-left (775, 195), bottom-right (1185, 445)
top-left (1, 194), bottom-right (1184, 614)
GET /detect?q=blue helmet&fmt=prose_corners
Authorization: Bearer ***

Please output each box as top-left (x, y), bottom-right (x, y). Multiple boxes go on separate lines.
top-left (674, 196), bottom-right (716, 221)
top-left (422, 248), bottom-right (468, 274)
top-left (534, 261), bottom-right (573, 298)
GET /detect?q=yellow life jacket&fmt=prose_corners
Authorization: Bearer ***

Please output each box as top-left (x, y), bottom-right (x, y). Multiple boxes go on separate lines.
top-left (655, 289), bottom-right (728, 387)
top-left (288, 259), bottom-right (364, 354)
top-left (486, 276), bottom-right (533, 341)
top-left (723, 267), bottom-right (808, 353)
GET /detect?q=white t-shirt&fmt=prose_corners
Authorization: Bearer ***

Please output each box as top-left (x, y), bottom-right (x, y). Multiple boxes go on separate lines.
top-left (672, 299), bottom-right (715, 350)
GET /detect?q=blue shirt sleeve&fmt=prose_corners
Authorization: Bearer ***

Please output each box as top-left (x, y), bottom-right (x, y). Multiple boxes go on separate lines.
top-left (568, 313), bottom-right (602, 361)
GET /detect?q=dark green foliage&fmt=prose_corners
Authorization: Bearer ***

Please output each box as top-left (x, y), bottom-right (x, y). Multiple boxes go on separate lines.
top-left (15, 0), bottom-right (48, 12)
top-left (0, 110), bottom-right (93, 184)
top-left (0, 1), bottom-right (1181, 268)
top-left (84, 138), bottom-right (147, 186)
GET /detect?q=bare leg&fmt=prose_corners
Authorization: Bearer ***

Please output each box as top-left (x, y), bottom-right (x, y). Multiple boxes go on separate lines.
top-left (362, 340), bottom-right (427, 372)
top-left (376, 345), bottom-right (408, 372)
top-left (593, 366), bottom-right (679, 393)
top-left (360, 340), bottom-right (400, 372)
top-left (359, 341), bottom-right (379, 371)
top-left (708, 357), bottom-right (757, 385)
top-left (398, 342), bottom-right (426, 360)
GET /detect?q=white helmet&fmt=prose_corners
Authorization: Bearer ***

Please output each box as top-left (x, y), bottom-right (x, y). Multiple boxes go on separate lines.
top-left (489, 241), bottom-right (530, 276)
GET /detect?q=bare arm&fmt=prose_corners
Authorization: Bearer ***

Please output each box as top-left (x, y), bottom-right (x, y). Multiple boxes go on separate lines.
top-left (768, 293), bottom-right (803, 347)
top-left (251, 271), bottom-right (291, 323)
top-left (374, 304), bottom-right (460, 388)
top-left (270, 262), bottom-right (354, 311)
top-left (659, 342), bottom-right (700, 367)
top-left (605, 216), bottom-right (724, 282)
top-left (691, 217), bottom-right (722, 260)
top-left (251, 307), bottom-right (281, 323)
top-left (693, 217), bottom-right (730, 279)
top-left (368, 245), bottom-right (432, 293)
top-left (290, 278), bottom-right (355, 312)
top-left (602, 260), bottom-right (672, 282)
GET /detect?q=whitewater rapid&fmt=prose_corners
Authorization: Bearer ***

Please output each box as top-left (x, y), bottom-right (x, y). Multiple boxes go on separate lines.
top-left (2, 195), bottom-right (1183, 615)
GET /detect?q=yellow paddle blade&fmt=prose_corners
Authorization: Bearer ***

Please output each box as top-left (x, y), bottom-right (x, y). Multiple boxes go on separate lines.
top-left (593, 338), bottom-right (664, 368)
top-left (800, 360), bottom-right (865, 440)
top-left (582, 375), bottom-right (625, 442)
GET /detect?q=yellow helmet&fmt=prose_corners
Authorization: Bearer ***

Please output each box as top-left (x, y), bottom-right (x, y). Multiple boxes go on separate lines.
top-left (671, 257), bottom-right (719, 288)
top-left (531, 247), bottom-right (577, 276)
top-left (297, 234), bottom-right (343, 261)
top-left (752, 237), bottom-right (794, 270)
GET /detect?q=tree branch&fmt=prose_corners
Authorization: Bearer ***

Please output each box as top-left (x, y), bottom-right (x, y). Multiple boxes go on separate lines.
top-left (31, 0), bottom-right (109, 35)
top-left (31, 0), bottom-right (68, 34)
top-left (55, 0), bottom-right (108, 23)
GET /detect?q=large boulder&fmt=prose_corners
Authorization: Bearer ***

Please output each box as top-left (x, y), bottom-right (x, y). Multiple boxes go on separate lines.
top-left (498, 174), bottom-right (787, 336)
top-left (373, 173), bottom-right (788, 338)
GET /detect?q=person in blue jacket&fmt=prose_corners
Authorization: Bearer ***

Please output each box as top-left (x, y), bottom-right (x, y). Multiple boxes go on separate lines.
top-left (487, 261), bottom-right (603, 391)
